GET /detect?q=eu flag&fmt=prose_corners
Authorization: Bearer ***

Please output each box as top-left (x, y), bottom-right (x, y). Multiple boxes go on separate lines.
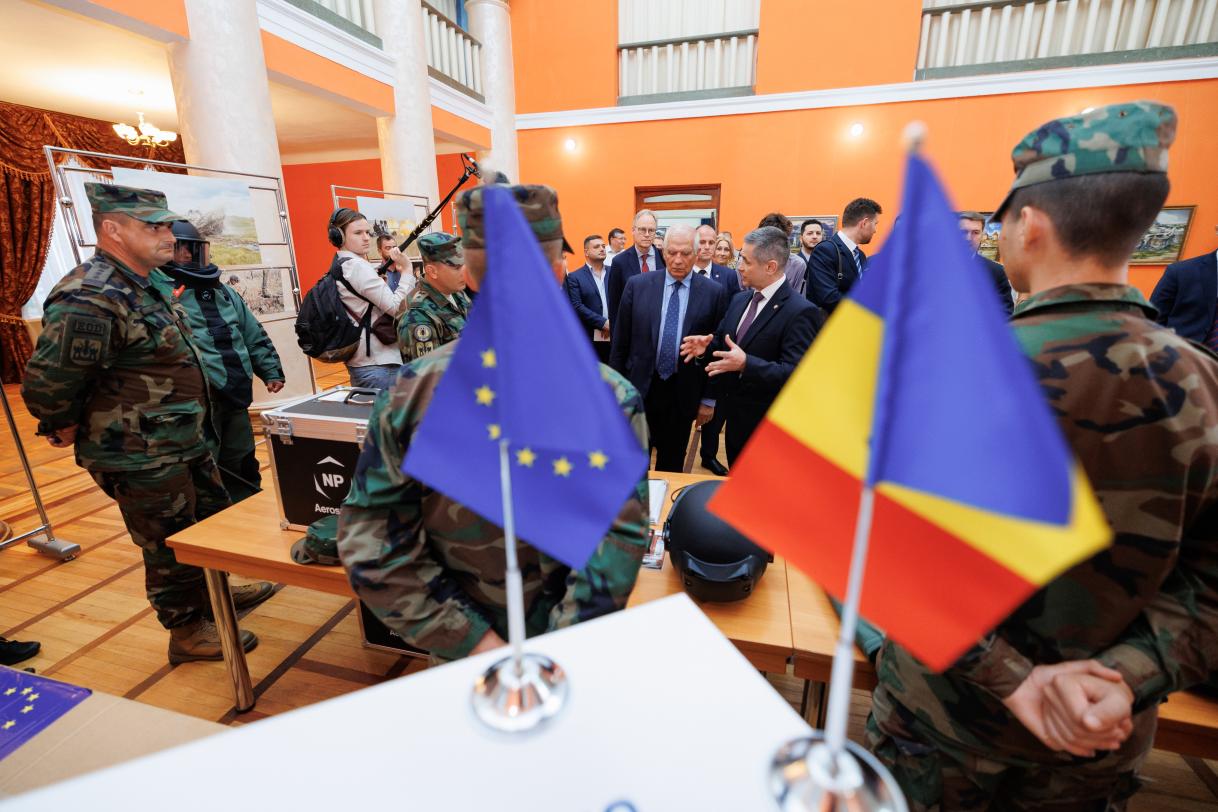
top-left (710, 153), bottom-right (1111, 670)
top-left (0, 666), bottom-right (91, 759)
top-left (402, 187), bottom-right (648, 570)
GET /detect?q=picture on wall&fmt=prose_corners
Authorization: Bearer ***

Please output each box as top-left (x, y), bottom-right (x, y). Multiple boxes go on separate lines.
top-left (356, 196), bottom-right (432, 260)
top-left (1130, 206), bottom-right (1195, 265)
top-left (786, 216), bottom-right (838, 255)
top-left (110, 168), bottom-right (263, 266)
top-left (222, 268), bottom-right (286, 317)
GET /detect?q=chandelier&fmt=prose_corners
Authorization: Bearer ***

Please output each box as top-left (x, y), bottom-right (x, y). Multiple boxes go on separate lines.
top-left (112, 112), bottom-right (178, 148)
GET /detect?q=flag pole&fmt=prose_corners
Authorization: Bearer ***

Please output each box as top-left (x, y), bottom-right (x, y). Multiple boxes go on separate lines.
top-left (469, 439), bottom-right (569, 733)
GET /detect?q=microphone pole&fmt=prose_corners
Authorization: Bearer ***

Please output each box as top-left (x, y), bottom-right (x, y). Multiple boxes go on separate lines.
top-left (377, 154), bottom-right (484, 274)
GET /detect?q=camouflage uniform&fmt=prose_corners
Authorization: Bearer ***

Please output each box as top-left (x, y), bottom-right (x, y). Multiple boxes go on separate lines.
top-left (21, 184), bottom-right (227, 630)
top-left (339, 184), bottom-right (650, 659)
top-left (397, 232), bottom-right (472, 362)
top-left (868, 103), bottom-right (1218, 810)
top-left (155, 267), bottom-right (284, 503)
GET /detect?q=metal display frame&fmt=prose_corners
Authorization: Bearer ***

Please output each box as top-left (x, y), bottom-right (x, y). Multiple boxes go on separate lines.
top-left (43, 145), bottom-right (317, 398)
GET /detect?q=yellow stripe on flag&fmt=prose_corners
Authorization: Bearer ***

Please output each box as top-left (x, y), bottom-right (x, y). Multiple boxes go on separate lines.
top-left (768, 299), bottom-right (882, 480)
top-left (878, 465), bottom-right (1110, 584)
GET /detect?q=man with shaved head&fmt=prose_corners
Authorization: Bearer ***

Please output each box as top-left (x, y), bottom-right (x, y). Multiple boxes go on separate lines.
top-left (610, 224), bottom-right (729, 471)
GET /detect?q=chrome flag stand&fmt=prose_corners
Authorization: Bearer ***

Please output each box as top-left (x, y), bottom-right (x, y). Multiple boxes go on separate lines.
top-left (470, 439), bottom-right (568, 732)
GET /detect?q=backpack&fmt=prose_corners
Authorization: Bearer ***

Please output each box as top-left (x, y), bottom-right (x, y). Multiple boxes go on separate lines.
top-left (295, 255), bottom-right (373, 362)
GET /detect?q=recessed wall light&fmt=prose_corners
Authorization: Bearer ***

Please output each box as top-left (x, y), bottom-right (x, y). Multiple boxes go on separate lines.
top-left (563, 138), bottom-right (577, 152)
top-left (849, 123), bottom-right (864, 138)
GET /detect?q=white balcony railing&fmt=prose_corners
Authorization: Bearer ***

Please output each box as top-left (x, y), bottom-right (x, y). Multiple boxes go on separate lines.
top-left (311, 0), bottom-right (378, 36)
top-left (618, 31), bottom-right (758, 101)
top-left (422, 2), bottom-right (484, 100)
top-left (917, 0), bottom-right (1218, 75)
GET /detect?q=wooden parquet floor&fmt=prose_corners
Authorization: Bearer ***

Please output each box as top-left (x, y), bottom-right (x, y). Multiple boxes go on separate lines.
top-left (2, 369), bottom-right (1216, 808)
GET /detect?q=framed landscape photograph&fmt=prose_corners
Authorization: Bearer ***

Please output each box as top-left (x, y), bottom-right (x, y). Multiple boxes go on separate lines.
top-left (1130, 206), bottom-right (1195, 265)
top-left (959, 211), bottom-right (1001, 261)
top-left (787, 215), bottom-right (838, 255)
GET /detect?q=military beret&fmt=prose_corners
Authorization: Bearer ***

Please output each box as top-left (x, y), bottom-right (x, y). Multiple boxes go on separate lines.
top-left (994, 101), bottom-right (1176, 219)
top-left (418, 231), bottom-right (464, 265)
top-left (456, 183), bottom-right (565, 250)
top-left (85, 183), bottom-right (184, 224)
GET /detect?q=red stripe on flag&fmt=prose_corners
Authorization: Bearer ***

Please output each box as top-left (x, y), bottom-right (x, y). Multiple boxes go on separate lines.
top-left (709, 419), bottom-right (1039, 671)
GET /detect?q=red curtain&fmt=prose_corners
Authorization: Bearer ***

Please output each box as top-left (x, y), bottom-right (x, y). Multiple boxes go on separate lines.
top-left (0, 101), bottom-right (185, 383)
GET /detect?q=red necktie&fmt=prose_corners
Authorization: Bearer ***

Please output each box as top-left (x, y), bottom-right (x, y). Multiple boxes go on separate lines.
top-left (641, 252), bottom-right (649, 273)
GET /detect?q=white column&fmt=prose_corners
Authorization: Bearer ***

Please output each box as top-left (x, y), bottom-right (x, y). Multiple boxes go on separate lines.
top-left (466, 0), bottom-right (518, 182)
top-left (374, 0), bottom-right (440, 205)
top-left (166, 0), bottom-right (282, 176)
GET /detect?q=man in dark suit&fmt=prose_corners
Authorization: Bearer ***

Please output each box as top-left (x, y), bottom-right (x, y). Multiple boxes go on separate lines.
top-left (606, 209), bottom-right (665, 324)
top-left (565, 234), bottom-right (612, 363)
top-left (807, 198), bottom-right (882, 314)
top-left (692, 223), bottom-right (739, 475)
top-left (1150, 250), bottom-right (1218, 346)
top-left (610, 224), bottom-right (729, 472)
top-left (959, 211), bottom-right (1014, 316)
top-left (683, 226), bottom-right (821, 465)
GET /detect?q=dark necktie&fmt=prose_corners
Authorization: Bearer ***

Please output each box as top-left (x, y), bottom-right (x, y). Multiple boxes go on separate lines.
top-left (736, 291), bottom-right (765, 342)
top-left (658, 280), bottom-right (683, 379)
top-left (853, 247), bottom-right (865, 276)
top-left (641, 251), bottom-right (649, 274)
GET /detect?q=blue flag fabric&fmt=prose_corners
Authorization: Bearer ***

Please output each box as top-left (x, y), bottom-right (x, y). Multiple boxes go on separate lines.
top-left (402, 187), bottom-right (648, 570)
top-left (0, 666), bottom-right (91, 760)
top-left (854, 154), bottom-right (1073, 523)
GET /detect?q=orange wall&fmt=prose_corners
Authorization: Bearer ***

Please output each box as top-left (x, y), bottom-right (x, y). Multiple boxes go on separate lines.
top-left (93, 0), bottom-right (189, 39)
top-left (518, 79), bottom-right (1218, 297)
top-left (511, 0), bottom-right (617, 112)
top-left (262, 32), bottom-right (394, 114)
top-left (285, 155), bottom-right (472, 290)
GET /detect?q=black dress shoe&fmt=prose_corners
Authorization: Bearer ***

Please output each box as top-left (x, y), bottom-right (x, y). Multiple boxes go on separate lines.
top-left (0, 637), bottom-right (41, 666)
top-left (702, 458), bottom-right (729, 477)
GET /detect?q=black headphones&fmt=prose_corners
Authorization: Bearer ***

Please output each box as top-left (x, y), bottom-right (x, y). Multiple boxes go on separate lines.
top-left (328, 207), bottom-right (359, 248)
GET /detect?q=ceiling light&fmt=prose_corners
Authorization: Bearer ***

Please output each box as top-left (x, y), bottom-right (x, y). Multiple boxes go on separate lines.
top-left (563, 138), bottom-right (577, 152)
top-left (849, 122), bottom-right (864, 138)
top-left (112, 112), bottom-right (177, 148)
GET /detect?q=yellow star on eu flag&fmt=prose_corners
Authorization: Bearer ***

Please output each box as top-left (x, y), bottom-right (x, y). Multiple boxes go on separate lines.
top-left (475, 385), bottom-right (496, 406)
top-left (20, 705), bottom-right (33, 714)
top-left (487, 424), bottom-right (501, 441)
top-left (2, 688), bottom-right (14, 696)
top-left (26, 693), bottom-right (38, 702)
top-left (588, 450), bottom-right (608, 470)
top-left (2, 720), bottom-right (14, 730)
top-left (481, 348), bottom-right (497, 368)
top-left (516, 448), bottom-right (537, 467)
top-left (553, 456), bottom-right (573, 477)
top-left (19, 688), bottom-right (30, 696)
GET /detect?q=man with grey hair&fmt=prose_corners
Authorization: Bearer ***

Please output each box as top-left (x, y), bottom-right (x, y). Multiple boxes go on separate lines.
top-left (681, 226), bottom-right (821, 464)
top-left (606, 209), bottom-right (666, 324)
top-left (612, 224), bottom-right (729, 471)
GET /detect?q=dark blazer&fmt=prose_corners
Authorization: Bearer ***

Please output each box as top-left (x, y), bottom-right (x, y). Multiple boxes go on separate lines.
top-left (565, 264), bottom-right (609, 340)
top-left (696, 262), bottom-right (740, 298)
top-left (806, 234), bottom-right (864, 314)
top-left (606, 245), bottom-right (666, 325)
top-left (705, 283), bottom-right (821, 454)
top-left (978, 256), bottom-right (1015, 317)
top-left (1151, 252), bottom-right (1218, 343)
top-left (610, 270), bottom-right (729, 418)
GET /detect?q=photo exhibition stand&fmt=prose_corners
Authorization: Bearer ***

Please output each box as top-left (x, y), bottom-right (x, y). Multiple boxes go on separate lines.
top-left (330, 184), bottom-right (435, 277)
top-left (42, 146), bottom-right (318, 411)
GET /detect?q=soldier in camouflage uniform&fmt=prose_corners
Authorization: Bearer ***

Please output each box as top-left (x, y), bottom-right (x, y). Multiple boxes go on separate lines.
top-left (21, 184), bottom-right (271, 665)
top-left (339, 184), bottom-right (650, 660)
top-left (867, 103), bottom-right (1218, 810)
top-left (397, 232), bottom-right (472, 362)
top-left (156, 219), bottom-right (285, 503)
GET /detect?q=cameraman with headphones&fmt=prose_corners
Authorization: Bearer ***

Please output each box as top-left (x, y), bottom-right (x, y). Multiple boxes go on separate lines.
top-left (328, 208), bottom-right (410, 390)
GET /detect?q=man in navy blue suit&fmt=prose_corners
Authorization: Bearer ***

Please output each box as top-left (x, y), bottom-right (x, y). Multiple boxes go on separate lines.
top-left (565, 234), bottom-right (612, 363)
top-left (606, 209), bottom-right (665, 325)
top-left (610, 225), bottom-right (729, 472)
top-left (692, 224), bottom-right (739, 474)
top-left (683, 226), bottom-right (821, 465)
top-left (1151, 249), bottom-right (1218, 348)
top-left (806, 198), bottom-right (882, 314)
top-left (959, 212), bottom-right (1015, 316)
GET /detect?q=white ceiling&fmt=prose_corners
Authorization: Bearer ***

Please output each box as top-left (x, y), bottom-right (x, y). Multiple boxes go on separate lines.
top-left (1, 0), bottom-right (384, 161)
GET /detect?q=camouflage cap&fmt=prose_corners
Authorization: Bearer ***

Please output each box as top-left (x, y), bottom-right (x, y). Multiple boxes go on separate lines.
top-left (456, 183), bottom-right (564, 249)
top-left (84, 182), bottom-right (183, 223)
top-left (418, 231), bottom-right (464, 265)
top-left (994, 101), bottom-right (1176, 219)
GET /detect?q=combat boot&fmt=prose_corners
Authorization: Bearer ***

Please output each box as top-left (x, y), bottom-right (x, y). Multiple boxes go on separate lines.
top-left (168, 620), bottom-right (258, 665)
top-left (230, 581), bottom-right (275, 611)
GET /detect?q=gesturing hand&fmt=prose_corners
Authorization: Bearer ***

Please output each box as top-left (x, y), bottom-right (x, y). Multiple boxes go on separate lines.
top-left (1002, 660), bottom-right (1133, 757)
top-left (706, 335), bottom-right (746, 377)
top-left (680, 334), bottom-right (712, 363)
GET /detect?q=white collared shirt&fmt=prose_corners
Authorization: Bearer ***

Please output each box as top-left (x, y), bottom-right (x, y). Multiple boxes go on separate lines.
top-left (737, 276), bottom-right (787, 332)
top-left (836, 231), bottom-right (859, 255)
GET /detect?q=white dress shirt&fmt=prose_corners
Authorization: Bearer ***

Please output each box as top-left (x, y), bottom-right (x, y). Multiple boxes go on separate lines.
top-left (590, 263), bottom-right (610, 340)
top-left (737, 276), bottom-right (787, 333)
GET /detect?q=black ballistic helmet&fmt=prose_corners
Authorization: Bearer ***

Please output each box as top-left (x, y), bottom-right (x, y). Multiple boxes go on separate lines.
top-left (664, 480), bottom-right (772, 602)
top-left (163, 219), bottom-right (220, 282)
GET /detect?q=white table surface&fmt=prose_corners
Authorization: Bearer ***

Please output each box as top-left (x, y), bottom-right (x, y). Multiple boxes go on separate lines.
top-left (7, 594), bottom-right (812, 810)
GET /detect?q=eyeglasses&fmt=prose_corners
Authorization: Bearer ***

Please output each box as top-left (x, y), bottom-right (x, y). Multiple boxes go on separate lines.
top-left (635, 227), bottom-right (657, 235)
